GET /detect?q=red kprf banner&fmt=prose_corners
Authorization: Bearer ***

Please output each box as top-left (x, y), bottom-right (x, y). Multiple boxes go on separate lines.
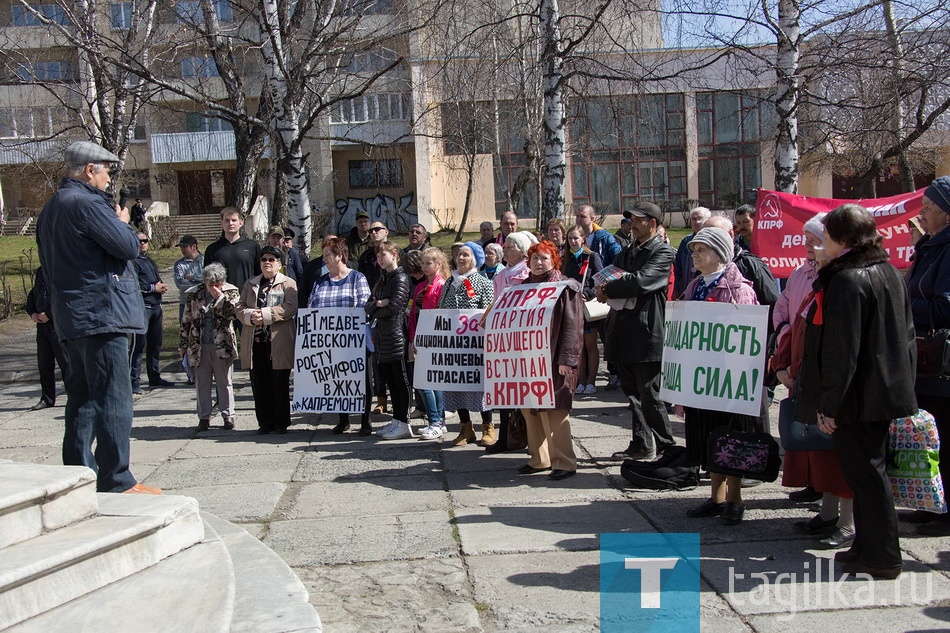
top-left (751, 188), bottom-right (924, 278)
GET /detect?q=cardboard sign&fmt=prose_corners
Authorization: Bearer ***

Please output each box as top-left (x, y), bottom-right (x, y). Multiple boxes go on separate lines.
top-left (292, 307), bottom-right (366, 413)
top-left (413, 309), bottom-right (485, 391)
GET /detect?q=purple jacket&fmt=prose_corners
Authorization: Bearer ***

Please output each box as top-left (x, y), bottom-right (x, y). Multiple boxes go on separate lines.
top-left (683, 263), bottom-right (758, 306)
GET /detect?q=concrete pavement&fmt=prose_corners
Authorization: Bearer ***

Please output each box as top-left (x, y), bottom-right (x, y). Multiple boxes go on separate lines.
top-left (2, 322), bottom-right (950, 631)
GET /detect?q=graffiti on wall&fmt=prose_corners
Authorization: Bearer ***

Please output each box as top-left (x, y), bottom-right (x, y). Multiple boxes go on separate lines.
top-left (335, 192), bottom-right (417, 235)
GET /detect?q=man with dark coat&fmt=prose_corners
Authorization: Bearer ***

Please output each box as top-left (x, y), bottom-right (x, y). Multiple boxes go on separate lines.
top-left (36, 140), bottom-right (158, 494)
top-left (25, 267), bottom-right (69, 410)
top-left (596, 201), bottom-right (677, 461)
top-left (346, 210), bottom-right (372, 262)
top-left (130, 231), bottom-right (173, 392)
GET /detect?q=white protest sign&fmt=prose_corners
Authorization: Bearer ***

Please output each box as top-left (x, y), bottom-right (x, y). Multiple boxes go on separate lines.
top-left (484, 282), bottom-right (568, 409)
top-left (659, 301), bottom-right (770, 417)
top-left (413, 309), bottom-right (485, 391)
top-left (292, 307), bottom-right (366, 413)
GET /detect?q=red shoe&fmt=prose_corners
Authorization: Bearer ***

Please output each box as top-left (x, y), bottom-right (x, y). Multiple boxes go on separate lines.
top-left (122, 483), bottom-right (162, 495)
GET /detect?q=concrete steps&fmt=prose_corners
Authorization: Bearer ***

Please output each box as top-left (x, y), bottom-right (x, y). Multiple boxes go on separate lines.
top-left (0, 461), bottom-right (321, 632)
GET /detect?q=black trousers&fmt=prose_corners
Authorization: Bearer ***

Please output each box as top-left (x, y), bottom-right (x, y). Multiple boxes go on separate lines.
top-left (379, 358), bottom-right (411, 423)
top-left (618, 361), bottom-right (675, 453)
top-left (834, 420), bottom-right (902, 568)
top-left (250, 340), bottom-right (291, 431)
top-left (37, 322), bottom-right (68, 404)
top-left (130, 304), bottom-right (163, 388)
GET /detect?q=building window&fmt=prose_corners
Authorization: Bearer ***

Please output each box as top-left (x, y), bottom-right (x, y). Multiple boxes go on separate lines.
top-left (181, 56), bottom-right (219, 78)
top-left (15, 61), bottom-right (69, 82)
top-left (110, 2), bottom-right (133, 29)
top-left (348, 159), bottom-right (403, 188)
top-left (696, 91), bottom-right (771, 208)
top-left (185, 112), bottom-right (232, 132)
top-left (11, 4), bottom-right (68, 26)
top-left (341, 0), bottom-right (393, 16)
top-left (570, 94), bottom-right (688, 213)
top-left (176, 0), bottom-right (232, 23)
top-left (331, 93), bottom-right (411, 124)
top-left (0, 107), bottom-right (60, 138)
top-left (121, 169), bottom-right (152, 198)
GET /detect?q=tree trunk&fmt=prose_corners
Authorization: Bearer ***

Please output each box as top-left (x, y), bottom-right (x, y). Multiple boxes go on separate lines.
top-left (883, 0), bottom-right (915, 193)
top-left (540, 0), bottom-right (567, 226)
top-left (774, 0), bottom-right (800, 194)
top-left (232, 125), bottom-right (268, 216)
top-left (455, 157), bottom-right (477, 242)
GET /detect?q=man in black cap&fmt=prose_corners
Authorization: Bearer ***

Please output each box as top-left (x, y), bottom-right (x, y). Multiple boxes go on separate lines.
top-left (268, 225), bottom-right (303, 282)
top-left (282, 226), bottom-right (308, 266)
top-left (130, 198), bottom-right (147, 230)
top-left (131, 231), bottom-right (174, 392)
top-left (596, 201), bottom-right (677, 461)
top-left (36, 140), bottom-right (159, 494)
top-left (174, 234), bottom-right (203, 385)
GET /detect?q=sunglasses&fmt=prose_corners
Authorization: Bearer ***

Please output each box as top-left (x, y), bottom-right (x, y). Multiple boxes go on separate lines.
top-left (369, 227), bottom-right (387, 233)
top-left (260, 257), bottom-right (279, 263)
top-left (139, 239), bottom-right (149, 243)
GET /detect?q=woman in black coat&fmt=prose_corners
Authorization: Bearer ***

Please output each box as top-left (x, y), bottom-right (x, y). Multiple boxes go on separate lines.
top-left (904, 176), bottom-right (950, 535)
top-left (796, 203), bottom-right (917, 579)
top-left (366, 241), bottom-right (413, 440)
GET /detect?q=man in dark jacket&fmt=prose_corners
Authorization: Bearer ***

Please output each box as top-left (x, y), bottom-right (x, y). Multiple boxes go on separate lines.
top-left (131, 231), bottom-right (173, 392)
top-left (346, 210), bottom-right (372, 262)
top-left (597, 201), bottom-right (677, 461)
top-left (204, 207), bottom-right (261, 291)
top-left (25, 267), bottom-right (68, 410)
top-left (36, 140), bottom-right (157, 494)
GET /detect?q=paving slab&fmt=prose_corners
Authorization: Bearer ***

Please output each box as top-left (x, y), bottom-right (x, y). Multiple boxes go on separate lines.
top-left (290, 477), bottom-right (450, 519)
top-left (293, 446), bottom-right (442, 483)
top-left (170, 482), bottom-right (286, 522)
top-left (296, 558), bottom-right (481, 633)
top-left (454, 500), bottom-right (652, 556)
top-left (143, 452), bottom-right (303, 488)
top-left (264, 510), bottom-right (457, 566)
top-left (747, 604), bottom-right (950, 631)
top-left (447, 467), bottom-right (626, 509)
top-left (466, 550), bottom-right (600, 632)
top-left (128, 438), bottom-right (190, 465)
top-left (176, 435), bottom-right (313, 459)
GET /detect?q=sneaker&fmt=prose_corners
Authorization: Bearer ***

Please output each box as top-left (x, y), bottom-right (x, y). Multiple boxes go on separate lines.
top-left (575, 384), bottom-right (585, 395)
top-left (583, 383), bottom-right (597, 395)
top-left (376, 420), bottom-right (397, 436)
top-left (380, 421), bottom-right (413, 440)
top-left (409, 408), bottom-right (426, 420)
top-left (419, 424), bottom-right (446, 440)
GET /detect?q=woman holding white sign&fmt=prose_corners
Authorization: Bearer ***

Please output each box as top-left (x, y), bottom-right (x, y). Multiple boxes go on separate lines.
top-left (409, 247), bottom-right (450, 439)
top-left (308, 236), bottom-right (372, 435)
top-left (517, 240), bottom-right (584, 481)
top-left (681, 227), bottom-right (759, 525)
top-left (563, 225), bottom-right (603, 395)
top-left (438, 242), bottom-right (494, 446)
top-left (367, 241), bottom-right (413, 440)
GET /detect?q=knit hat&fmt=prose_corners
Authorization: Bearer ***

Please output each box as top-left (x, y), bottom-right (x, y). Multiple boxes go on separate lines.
top-left (924, 176), bottom-right (950, 215)
top-left (506, 230), bottom-right (537, 255)
top-left (689, 227), bottom-right (734, 264)
top-left (803, 212), bottom-right (827, 241)
top-left (462, 241), bottom-right (485, 269)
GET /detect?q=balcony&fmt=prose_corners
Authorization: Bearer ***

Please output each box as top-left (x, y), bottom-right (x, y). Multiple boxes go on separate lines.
top-left (0, 139), bottom-right (62, 165)
top-left (149, 130), bottom-right (236, 164)
top-left (329, 119), bottom-right (412, 146)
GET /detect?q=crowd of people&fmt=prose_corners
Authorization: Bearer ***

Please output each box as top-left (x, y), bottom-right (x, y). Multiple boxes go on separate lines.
top-left (26, 141), bottom-right (950, 579)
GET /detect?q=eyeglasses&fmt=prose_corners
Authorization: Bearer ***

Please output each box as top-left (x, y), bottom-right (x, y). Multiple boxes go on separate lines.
top-left (139, 239), bottom-right (149, 243)
top-left (260, 257), bottom-right (279, 263)
top-left (369, 227), bottom-right (387, 233)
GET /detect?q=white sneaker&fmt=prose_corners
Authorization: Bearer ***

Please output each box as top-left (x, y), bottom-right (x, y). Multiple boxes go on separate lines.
top-left (409, 408), bottom-right (426, 420)
top-left (418, 424), bottom-right (446, 440)
top-left (575, 384), bottom-right (585, 395)
top-left (380, 420), bottom-right (413, 440)
top-left (584, 383), bottom-right (597, 395)
top-left (376, 420), bottom-right (397, 436)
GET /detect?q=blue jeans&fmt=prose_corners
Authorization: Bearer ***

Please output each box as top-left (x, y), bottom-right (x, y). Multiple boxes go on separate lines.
top-left (62, 333), bottom-right (137, 492)
top-left (419, 389), bottom-right (444, 426)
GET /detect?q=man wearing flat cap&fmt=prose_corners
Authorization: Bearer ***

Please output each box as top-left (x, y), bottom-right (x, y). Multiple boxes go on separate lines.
top-left (596, 201), bottom-right (678, 462)
top-left (174, 234), bottom-right (204, 384)
top-left (268, 225), bottom-right (303, 282)
top-left (36, 140), bottom-right (159, 494)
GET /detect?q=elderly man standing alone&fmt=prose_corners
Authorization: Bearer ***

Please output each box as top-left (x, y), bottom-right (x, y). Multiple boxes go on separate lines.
top-left (36, 141), bottom-right (159, 494)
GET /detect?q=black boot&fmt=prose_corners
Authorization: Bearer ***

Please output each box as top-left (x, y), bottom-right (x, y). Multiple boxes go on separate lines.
top-left (485, 418), bottom-right (509, 453)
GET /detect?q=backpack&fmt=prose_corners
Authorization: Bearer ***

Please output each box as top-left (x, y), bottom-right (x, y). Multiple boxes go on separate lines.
top-left (620, 445), bottom-right (699, 491)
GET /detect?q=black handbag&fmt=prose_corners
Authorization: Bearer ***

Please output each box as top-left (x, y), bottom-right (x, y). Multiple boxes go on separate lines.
top-left (507, 409), bottom-right (528, 451)
top-left (777, 397), bottom-right (835, 451)
top-left (917, 330), bottom-right (950, 377)
top-left (706, 425), bottom-right (781, 482)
